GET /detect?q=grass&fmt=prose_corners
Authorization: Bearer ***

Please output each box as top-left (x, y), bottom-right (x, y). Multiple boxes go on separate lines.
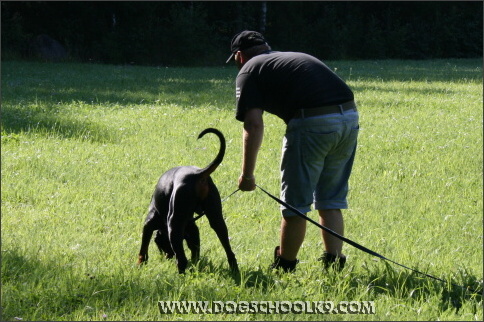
top-left (1, 59), bottom-right (483, 321)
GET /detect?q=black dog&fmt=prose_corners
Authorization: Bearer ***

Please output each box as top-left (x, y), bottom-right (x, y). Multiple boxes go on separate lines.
top-left (137, 128), bottom-right (238, 274)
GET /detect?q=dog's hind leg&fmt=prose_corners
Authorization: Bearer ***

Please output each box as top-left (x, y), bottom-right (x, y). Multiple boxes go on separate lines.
top-left (168, 217), bottom-right (189, 273)
top-left (167, 187), bottom-right (195, 274)
top-left (203, 187), bottom-right (239, 272)
top-left (185, 220), bottom-right (201, 263)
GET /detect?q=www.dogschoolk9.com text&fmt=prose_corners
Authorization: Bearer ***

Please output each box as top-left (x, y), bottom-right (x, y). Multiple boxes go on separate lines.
top-left (158, 300), bottom-right (376, 314)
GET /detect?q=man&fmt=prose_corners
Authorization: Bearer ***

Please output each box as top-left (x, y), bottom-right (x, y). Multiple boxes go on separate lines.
top-left (227, 30), bottom-right (359, 272)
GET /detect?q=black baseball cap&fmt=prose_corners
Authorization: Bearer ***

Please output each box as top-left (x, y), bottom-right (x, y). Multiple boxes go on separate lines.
top-left (225, 30), bottom-right (267, 63)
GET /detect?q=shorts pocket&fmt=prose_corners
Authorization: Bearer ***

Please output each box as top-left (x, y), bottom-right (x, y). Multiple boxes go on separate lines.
top-left (335, 124), bottom-right (359, 156)
top-left (302, 130), bottom-right (337, 162)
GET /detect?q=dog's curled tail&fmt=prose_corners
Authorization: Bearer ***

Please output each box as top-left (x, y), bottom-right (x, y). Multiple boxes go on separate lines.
top-left (197, 128), bottom-right (225, 177)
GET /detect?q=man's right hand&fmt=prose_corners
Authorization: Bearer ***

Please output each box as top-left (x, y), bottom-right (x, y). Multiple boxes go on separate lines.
top-left (238, 174), bottom-right (256, 191)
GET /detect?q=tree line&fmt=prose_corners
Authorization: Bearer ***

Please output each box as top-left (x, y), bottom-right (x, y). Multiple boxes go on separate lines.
top-left (2, 1), bottom-right (482, 66)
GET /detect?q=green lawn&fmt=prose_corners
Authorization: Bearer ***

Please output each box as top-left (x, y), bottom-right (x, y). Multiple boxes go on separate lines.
top-left (1, 59), bottom-right (482, 321)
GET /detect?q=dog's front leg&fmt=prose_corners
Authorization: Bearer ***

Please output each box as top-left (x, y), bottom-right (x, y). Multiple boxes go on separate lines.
top-left (138, 225), bottom-right (153, 265)
top-left (138, 207), bottom-right (158, 265)
top-left (154, 230), bottom-right (175, 259)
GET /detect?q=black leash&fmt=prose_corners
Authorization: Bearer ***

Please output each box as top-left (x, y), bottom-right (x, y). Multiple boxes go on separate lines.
top-left (192, 188), bottom-right (240, 222)
top-left (256, 184), bottom-right (481, 295)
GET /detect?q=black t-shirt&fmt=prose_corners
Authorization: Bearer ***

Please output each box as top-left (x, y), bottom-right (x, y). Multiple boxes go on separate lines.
top-left (235, 51), bottom-right (354, 124)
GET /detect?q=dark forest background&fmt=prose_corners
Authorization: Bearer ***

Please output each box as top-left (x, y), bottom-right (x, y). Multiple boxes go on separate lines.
top-left (2, 1), bottom-right (482, 66)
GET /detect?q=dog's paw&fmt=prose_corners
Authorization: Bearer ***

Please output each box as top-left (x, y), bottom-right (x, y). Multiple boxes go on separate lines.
top-left (137, 255), bottom-right (148, 266)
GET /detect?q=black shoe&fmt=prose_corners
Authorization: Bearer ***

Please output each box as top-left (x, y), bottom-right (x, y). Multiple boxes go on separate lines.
top-left (318, 252), bottom-right (346, 271)
top-left (270, 246), bottom-right (299, 273)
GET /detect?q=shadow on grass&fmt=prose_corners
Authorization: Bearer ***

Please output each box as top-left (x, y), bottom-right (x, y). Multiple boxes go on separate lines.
top-left (1, 63), bottom-right (233, 142)
top-left (2, 60), bottom-right (481, 143)
top-left (187, 253), bottom-right (482, 309)
top-left (2, 62), bottom-right (235, 111)
top-left (2, 249), bottom-right (83, 320)
top-left (1, 249), bottom-right (161, 320)
top-left (187, 257), bottom-right (277, 291)
top-left (356, 260), bottom-right (483, 313)
top-left (1, 104), bottom-right (118, 143)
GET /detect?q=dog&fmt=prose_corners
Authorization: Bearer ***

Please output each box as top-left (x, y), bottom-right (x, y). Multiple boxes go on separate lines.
top-left (137, 128), bottom-right (238, 274)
